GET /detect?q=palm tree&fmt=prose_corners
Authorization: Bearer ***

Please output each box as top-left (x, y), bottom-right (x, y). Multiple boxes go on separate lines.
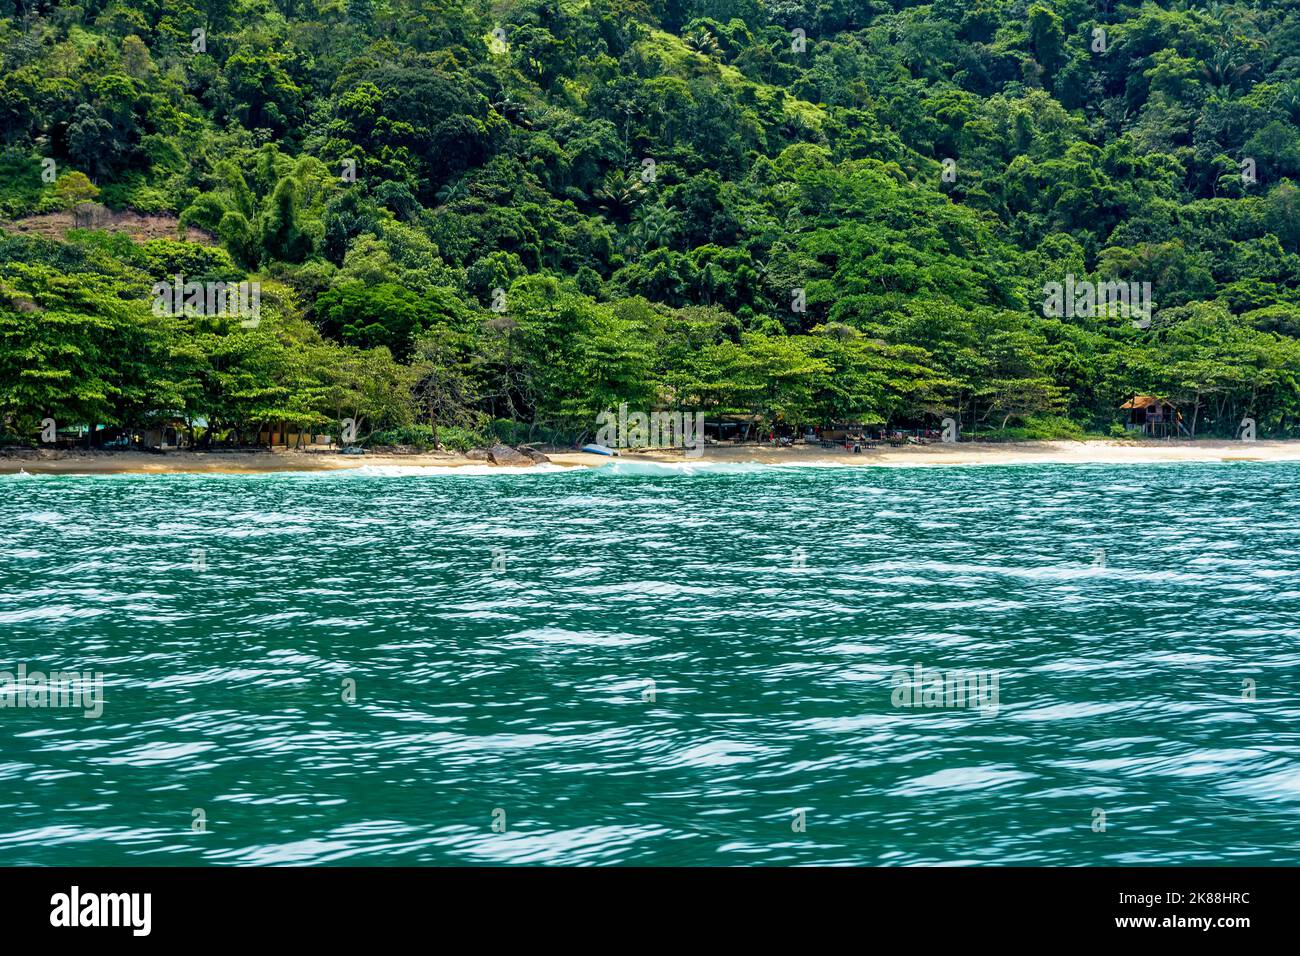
top-left (594, 169), bottom-right (645, 218)
top-left (629, 203), bottom-right (680, 250)
top-left (1202, 46), bottom-right (1252, 89)
top-left (436, 178), bottom-right (468, 205)
top-left (685, 28), bottom-right (719, 59)
top-left (1278, 83), bottom-right (1300, 125)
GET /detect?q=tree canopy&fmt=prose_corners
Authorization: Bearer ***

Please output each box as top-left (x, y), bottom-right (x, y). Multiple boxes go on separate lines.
top-left (3, 0), bottom-right (1300, 444)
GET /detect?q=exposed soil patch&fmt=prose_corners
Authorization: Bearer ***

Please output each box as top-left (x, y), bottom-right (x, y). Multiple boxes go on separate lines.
top-left (1, 204), bottom-right (215, 244)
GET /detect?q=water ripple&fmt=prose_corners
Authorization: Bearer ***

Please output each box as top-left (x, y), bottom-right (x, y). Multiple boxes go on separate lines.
top-left (0, 462), bottom-right (1298, 864)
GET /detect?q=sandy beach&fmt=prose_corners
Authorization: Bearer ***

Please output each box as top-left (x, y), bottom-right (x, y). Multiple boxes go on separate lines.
top-left (3, 439), bottom-right (1299, 475)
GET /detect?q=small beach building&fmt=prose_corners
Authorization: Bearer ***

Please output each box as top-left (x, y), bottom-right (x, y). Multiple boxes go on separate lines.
top-left (140, 423), bottom-right (187, 450)
top-left (1120, 395), bottom-right (1184, 437)
top-left (820, 422), bottom-right (871, 442)
top-left (703, 414), bottom-right (765, 443)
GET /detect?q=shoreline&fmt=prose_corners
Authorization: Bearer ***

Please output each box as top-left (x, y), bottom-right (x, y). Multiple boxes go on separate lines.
top-left (3, 439), bottom-right (1299, 475)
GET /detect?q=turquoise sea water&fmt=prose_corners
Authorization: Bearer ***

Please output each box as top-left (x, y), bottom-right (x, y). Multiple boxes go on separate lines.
top-left (1, 460), bottom-right (1298, 866)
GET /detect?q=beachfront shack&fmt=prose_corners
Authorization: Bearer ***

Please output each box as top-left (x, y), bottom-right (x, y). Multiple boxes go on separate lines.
top-left (820, 422), bottom-right (872, 442)
top-left (1120, 395), bottom-right (1185, 437)
top-left (139, 422), bottom-right (189, 450)
top-left (256, 423), bottom-right (330, 448)
top-left (703, 414), bottom-right (765, 443)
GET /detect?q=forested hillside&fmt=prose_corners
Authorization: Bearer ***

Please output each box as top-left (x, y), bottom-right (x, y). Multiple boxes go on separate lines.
top-left (3, 0), bottom-right (1300, 445)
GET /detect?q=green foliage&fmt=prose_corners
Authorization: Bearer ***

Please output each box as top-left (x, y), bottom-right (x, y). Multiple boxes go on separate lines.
top-left (49, 171), bottom-right (101, 210)
top-left (366, 424), bottom-right (485, 451)
top-left (985, 416), bottom-right (1087, 442)
top-left (0, 152), bottom-right (48, 218)
top-left (4, 0), bottom-right (1300, 444)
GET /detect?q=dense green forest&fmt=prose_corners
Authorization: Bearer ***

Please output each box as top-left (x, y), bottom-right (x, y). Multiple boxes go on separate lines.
top-left (3, 0), bottom-right (1300, 447)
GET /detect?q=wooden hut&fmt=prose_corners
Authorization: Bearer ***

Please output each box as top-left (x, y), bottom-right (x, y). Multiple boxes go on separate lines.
top-left (1120, 395), bottom-right (1185, 437)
